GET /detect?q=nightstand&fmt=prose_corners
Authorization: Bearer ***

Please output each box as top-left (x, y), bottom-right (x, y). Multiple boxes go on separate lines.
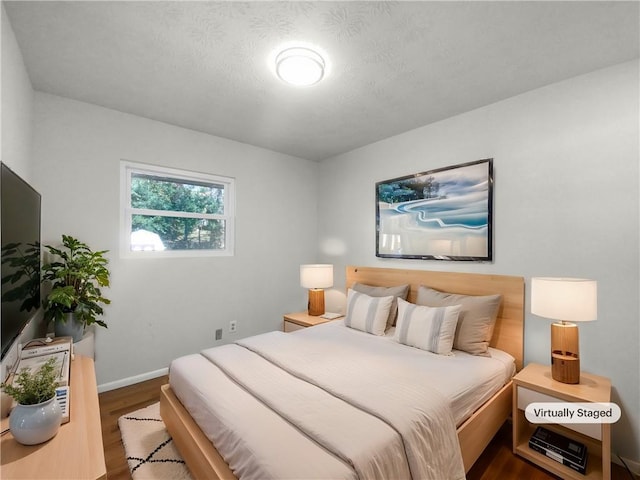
top-left (283, 311), bottom-right (335, 332)
top-left (513, 363), bottom-right (611, 480)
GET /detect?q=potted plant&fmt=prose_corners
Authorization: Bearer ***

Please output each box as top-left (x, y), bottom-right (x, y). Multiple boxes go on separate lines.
top-left (41, 235), bottom-right (111, 342)
top-left (1, 358), bottom-right (62, 445)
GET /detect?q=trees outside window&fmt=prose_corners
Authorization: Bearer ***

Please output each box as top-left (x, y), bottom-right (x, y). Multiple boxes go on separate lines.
top-left (121, 162), bottom-right (234, 257)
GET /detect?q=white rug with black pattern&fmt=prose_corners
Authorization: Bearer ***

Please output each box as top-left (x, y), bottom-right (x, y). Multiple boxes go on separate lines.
top-left (118, 402), bottom-right (193, 480)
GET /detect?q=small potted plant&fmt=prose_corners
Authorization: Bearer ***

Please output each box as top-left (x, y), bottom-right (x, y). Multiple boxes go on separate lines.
top-left (1, 358), bottom-right (62, 445)
top-left (41, 235), bottom-right (111, 342)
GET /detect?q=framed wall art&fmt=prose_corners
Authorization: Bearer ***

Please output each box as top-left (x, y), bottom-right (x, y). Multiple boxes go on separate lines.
top-left (376, 158), bottom-right (493, 261)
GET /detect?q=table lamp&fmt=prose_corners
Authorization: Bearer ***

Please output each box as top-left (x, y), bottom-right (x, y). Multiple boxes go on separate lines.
top-left (531, 277), bottom-right (597, 384)
top-left (300, 264), bottom-right (333, 316)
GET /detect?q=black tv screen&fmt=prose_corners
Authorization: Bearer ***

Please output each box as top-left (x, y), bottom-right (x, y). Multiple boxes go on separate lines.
top-left (1, 163), bottom-right (41, 359)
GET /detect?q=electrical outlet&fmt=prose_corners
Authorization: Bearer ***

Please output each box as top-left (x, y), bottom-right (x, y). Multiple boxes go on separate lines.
top-left (229, 320), bottom-right (237, 333)
top-left (215, 329), bottom-right (222, 340)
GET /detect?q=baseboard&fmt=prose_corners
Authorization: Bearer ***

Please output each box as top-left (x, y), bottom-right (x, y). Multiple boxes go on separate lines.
top-left (97, 367), bottom-right (168, 393)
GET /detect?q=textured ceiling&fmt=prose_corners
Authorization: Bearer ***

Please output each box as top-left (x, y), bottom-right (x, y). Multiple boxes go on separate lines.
top-left (5, 1), bottom-right (639, 161)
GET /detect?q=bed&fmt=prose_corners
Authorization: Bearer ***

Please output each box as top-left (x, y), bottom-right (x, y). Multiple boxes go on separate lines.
top-left (160, 266), bottom-right (525, 480)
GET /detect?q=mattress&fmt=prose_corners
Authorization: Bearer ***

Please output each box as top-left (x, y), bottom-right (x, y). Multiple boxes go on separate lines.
top-left (293, 320), bottom-right (515, 426)
top-left (169, 320), bottom-right (514, 479)
top-left (379, 324), bottom-right (515, 425)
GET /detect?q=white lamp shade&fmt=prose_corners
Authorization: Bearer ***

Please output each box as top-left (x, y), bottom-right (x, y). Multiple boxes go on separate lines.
top-left (300, 264), bottom-right (333, 289)
top-left (531, 277), bottom-right (597, 322)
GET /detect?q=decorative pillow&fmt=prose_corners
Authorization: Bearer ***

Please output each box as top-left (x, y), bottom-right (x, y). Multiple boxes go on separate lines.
top-left (351, 282), bottom-right (410, 329)
top-left (416, 286), bottom-right (502, 356)
top-left (344, 289), bottom-right (394, 336)
top-left (394, 298), bottom-right (461, 355)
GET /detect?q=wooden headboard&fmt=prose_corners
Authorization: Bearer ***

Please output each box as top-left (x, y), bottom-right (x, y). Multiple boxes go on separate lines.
top-left (346, 266), bottom-right (525, 371)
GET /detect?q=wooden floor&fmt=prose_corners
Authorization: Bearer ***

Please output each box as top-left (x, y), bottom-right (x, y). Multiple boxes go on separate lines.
top-left (99, 375), bottom-right (169, 480)
top-left (100, 376), bottom-right (634, 480)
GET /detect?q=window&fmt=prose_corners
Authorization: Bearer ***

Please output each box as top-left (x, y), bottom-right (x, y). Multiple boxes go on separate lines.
top-left (121, 161), bottom-right (235, 257)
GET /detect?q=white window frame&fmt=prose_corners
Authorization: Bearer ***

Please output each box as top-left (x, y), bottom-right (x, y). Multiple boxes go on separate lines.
top-left (120, 161), bottom-right (235, 258)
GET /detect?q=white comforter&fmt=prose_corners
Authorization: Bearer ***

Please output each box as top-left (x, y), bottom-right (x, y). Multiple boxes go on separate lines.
top-left (170, 322), bottom-right (469, 480)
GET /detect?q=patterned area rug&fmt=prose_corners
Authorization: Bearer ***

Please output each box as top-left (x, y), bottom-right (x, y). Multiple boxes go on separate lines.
top-left (118, 402), bottom-right (193, 480)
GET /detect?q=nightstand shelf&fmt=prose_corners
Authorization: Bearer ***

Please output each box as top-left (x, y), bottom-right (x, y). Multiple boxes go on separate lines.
top-left (513, 363), bottom-right (611, 480)
top-left (513, 414), bottom-right (606, 479)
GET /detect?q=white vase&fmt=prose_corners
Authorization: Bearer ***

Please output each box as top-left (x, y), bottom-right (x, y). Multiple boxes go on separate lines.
top-left (9, 396), bottom-right (62, 445)
top-left (54, 312), bottom-right (84, 342)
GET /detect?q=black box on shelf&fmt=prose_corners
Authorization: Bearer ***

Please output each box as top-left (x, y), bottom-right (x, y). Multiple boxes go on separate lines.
top-left (529, 426), bottom-right (587, 475)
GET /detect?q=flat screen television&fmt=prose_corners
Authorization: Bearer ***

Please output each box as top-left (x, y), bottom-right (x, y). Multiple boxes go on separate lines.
top-left (1, 162), bottom-right (41, 360)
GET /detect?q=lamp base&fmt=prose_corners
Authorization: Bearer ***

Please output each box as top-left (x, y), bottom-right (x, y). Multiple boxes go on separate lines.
top-left (550, 322), bottom-right (580, 384)
top-left (551, 353), bottom-right (580, 384)
top-left (307, 289), bottom-right (325, 316)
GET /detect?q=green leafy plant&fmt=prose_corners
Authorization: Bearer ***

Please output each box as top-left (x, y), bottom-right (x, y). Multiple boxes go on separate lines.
top-left (41, 235), bottom-right (111, 328)
top-left (1, 358), bottom-right (59, 405)
top-left (1, 242), bottom-right (41, 312)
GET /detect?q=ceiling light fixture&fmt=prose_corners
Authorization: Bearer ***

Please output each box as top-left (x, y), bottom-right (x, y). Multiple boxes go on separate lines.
top-left (275, 47), bottom-right (325, 87)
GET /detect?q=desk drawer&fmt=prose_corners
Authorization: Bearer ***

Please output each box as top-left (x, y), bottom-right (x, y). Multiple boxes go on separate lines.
top-left (517, 386), bottom-right (601, 440)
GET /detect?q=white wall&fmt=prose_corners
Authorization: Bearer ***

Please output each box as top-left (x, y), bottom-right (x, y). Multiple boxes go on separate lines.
top-left (31, 92), bottom-right (318, 387)
top-left (0, 3), bottom-right (43, 382)
top-left (318, 61), bottom-right (640, 461)
top-left (1, 3), bottom-right (33, 179)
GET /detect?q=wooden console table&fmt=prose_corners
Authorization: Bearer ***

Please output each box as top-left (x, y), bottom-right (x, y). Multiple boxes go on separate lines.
top-left (0, 355), bottom-right (106, 480)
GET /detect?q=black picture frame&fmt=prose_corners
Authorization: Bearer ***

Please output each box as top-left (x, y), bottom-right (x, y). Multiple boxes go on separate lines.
top-left (376, 158), bottom-right (493, 261)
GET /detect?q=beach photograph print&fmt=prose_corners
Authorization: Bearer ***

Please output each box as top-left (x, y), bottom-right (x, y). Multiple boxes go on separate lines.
top-left (376, 159), bottom-right (493, 261)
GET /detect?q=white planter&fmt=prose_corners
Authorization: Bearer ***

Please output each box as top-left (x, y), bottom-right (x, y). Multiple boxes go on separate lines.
top-left (9, 396), bottom-right (62, 445)
top-left (54, 312), bottom-right (84, 342)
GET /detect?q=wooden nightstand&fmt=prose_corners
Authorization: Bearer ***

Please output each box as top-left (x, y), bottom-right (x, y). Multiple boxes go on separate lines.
top-left (283, 311), bottom-right (337, 332)
top-left (513, 363), bottom-right (611, 480)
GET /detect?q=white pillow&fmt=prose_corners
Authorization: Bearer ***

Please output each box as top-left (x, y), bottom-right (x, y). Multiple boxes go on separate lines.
top-left (394, 298), bottom-right (461, 355)
top-left (344, 289), bottom-right (394, 336)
